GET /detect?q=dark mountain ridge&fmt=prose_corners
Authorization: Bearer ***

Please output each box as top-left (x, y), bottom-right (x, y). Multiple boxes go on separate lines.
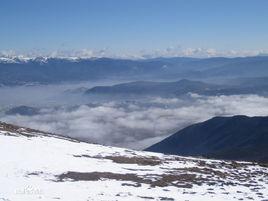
top-left (146, 115), bottom-right (268, 162)
top-left (85, 78), bottom-right (268, 97)
top-left (85, 79), bottom-right (222, 96)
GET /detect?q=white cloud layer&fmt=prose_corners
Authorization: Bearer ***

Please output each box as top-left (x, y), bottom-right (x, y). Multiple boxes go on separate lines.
top-left (2, 94), bottom-right (268, 150)
top-left (1, 47), bottom-right (268, 60)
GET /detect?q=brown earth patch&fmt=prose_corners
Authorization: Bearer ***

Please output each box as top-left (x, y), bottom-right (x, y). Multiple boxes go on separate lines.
top-left (55, 171), bottom-right (196, 188)
top-left (73, 154), bottom-right (162, 166)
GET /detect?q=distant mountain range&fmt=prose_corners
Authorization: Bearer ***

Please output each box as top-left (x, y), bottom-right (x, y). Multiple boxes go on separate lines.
top-left (5, 105), bottom-right (40, 116)
top-left (85, 79), bottom-right (221, 96)
top-left (1, 56), bottom-right (268, 85)
top-left (85, 78), bottom-right (268, 97)
top-left (146, 115), bottom-right (268, 162)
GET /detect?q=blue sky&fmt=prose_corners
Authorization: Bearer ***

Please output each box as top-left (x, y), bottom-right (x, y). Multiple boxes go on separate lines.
top-left (1, 0), bottom-right (268, 57)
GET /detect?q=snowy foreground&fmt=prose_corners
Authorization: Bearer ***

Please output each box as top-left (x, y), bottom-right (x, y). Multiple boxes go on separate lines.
top-left (0, 122), bottom-right (267, 201)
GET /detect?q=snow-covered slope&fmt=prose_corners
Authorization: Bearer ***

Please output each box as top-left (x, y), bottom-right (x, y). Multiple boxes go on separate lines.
top-left (0, 122), bottom-right (267, 201)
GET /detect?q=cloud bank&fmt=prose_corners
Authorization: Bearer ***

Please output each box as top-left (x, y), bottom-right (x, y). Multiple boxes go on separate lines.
top-left (2, 94), bottom-right (268, 150)
top-left (1, 47), bottom-right (268, 61)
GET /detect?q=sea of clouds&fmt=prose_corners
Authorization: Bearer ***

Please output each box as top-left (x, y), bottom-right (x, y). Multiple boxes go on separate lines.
top-left (1, 94), bottom-right (268, 149)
